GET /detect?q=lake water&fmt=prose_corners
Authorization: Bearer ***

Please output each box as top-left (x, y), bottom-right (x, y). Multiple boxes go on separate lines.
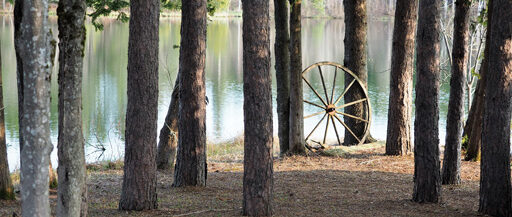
top-left (0, 16), bottom-right (452, 171)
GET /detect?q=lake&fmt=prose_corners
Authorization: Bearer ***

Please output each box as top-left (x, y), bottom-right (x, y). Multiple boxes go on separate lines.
top-left (0, 16), bottom-right (452, 171)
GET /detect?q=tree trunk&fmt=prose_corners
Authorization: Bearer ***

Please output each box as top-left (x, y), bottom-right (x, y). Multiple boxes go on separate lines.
top-left (274, 0), bottom-right (291, 155)
top-left (118, 0), bottom-right (159, 210)
top-left (479, 0), bottom-right (512, 215)
top-left (173, 0), bottom-right (208, 187)
top-left (384, 0), bottom-right (417, 156)
top-left (0, 42), bottom-right (14, 200)
top-left (288, 0), bottom-right (306, 154)
top-left (441, 0), bottom-right (470, 185)
top-left (14, 0), bottom-right (54, 215)
top-left (56, 0), bottom-right (88, 215)
top-left (241, 0), bottom-right (273, 215)
top-left (156, 77), bottom-right (179, 171)
top-left (413, 0), bottom-right (442, 203)
top-left (343, 0), bottom-right (375, 145)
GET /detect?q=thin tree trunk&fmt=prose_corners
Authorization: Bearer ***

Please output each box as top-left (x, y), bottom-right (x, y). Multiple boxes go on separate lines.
top-left (156, 77), bottom-right (179, 171)
top-left (242, 0), bottom-right (273, 215)
top-left (56, 0), bottom-right (88, 215)
top-left (479, 0), bottom-right (512, 215)
top-left (343, 0), bottom-right (375, 145)
top-left (119, 0), bottom-right (159, 210)
top-left (14, 0), bottom-right (54, 215)
top-left (441, 0), bottom-right (470, 185)
top-left (413, 0), bottom-right (442, 203)
top-left (288, 0), bottom-right (306, 154)
top-left (173, 0), bottom-right (208, 187)
top-left (0, 42), bottom-right (14, 200)
top-left (385, 0), bottom-right (417, 156)
top-left (274, 0), bottom-right (291, 155)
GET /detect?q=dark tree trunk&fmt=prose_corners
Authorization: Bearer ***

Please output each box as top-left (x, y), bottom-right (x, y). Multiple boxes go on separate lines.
top-left (56, 0), bottom-right (88, 215)
top-left (479, 0), bottom-right (512, 215)
top-left (14, 0), bottom-right (54, 215)
top-left (385, 0), bottom-right (417, 156)
top-left (242, 0), bottom-right (274, 215)
top-left (413, 0), bottom-right (442, 203)
top-left (274, 0), bottom-right (291, 155)
top-left (0, 42), bottom-right (14, 200)
top-left (156, 77), bottom-right (179, 171)
top-left (288, 0), bottom-right (306, 154)
top-left (441, 0), bottom-right (471, 185)
top-left (173, 0), bottom-right (208, 187)
top-left (343, 0), bottom-right (375, 145)
top-left (118, 0), bottom-right (159, 210)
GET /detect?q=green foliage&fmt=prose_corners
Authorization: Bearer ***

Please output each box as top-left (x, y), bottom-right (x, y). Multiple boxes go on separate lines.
top-left (86, 0), bottom-right (129, 30)
top-left (161, 0), bottom-right (181, 10)
top-left (310, 0), bottom-right (325, 15)
top-left (206, 0), bottom-right (229, 16)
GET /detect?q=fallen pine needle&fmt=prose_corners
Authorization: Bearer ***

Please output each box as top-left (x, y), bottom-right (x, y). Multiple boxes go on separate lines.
top-left (174, 208), bottom-right (232, 216)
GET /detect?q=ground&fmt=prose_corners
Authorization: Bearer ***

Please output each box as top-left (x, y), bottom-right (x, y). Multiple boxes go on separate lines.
top-left (0, 142), bottom-right (484, 216)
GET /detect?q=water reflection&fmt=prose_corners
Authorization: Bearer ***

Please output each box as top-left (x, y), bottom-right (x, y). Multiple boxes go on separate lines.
top-left (0, 16), bottom-right (450, 170)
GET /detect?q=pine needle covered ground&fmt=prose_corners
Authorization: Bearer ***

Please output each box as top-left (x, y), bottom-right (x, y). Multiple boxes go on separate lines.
top-left (0, 141), bottom-right (483, 216)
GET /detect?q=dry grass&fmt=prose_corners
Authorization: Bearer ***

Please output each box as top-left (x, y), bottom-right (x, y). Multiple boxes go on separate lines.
top-left (0, 142), bottom-right (485, 216)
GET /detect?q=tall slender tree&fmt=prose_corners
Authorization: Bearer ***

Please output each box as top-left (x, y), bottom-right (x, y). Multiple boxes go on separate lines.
top-left (56, 0), bottom-right (88, 215)
top-left (413, 0), bottom-right (442, 203)
top-left (156, 78), bottom-right (179, 171)
top-left (173, 0), bottom-right (208, 187)
top-left (288, 0), bottom-right (305, 154)
top-left (442, 0), bottom-right (471, 185)
top-left (479, 0), bottom-right (512, 215)
top-left (14, 0), bottom-right (54, 215)
top-left (343, 0), bottom-right (375, 145)
top-left (274, 0), bottom-right (291, 155)
top-left (242, 0), bottom-right (273, 215)
top-left (0, 42), bottom-right (14, 201)
top-left (385, 0), bottom-right (418, 156)
top-left (119, 0), bottom-right (159, 210)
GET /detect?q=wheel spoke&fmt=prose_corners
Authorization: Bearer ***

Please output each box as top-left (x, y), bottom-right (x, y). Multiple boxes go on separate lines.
top-left (335, 111), bottom-right (369, 123)
top-left (330, 115), bottom-right (342, 146)
top-left (304, 100), bottom-right (325, 110)
top-left (336, 98), bottom-right (367, 110)
top-left (306, 113), bottom-right (327, 140)
top-left (334, 114), bottom-right (361, 144)
top-left (334, 78), bottom-right (355, 105)
top-left (318, 66), bottom-right (330, 105)
top-left (303, 76), bottom-right (328, 106)
top-left (304, 110), bottom-right (325, 119)
top-left (323, 114), bottom-right (330, 145)
top-left (330, 67), bottom-right (337, 104)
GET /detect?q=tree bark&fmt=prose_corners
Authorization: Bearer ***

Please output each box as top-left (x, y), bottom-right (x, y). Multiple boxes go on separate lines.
top-left (14, 0), bottom-right (54, 215)
top-left (0, 41), bottom-right (14, 200)
top-left (385, 0), bottom-right (417, 156)
top-left (118, 0), bottom-right (159, 210)
top-left (156, 77), bottom-right (179, 171)
top-left (413, 0), bottom-right (442, 203)
top-left (274, 0), bottom-right (291, 155)
top-left (242, 0), bottom-right (274, 215)
top-left (288, 0), bottom-right (306, 154)
top-left (56, 0), bottom-right (88, 215)
top-left (343, 0), bottom-right (375, 145)
top-left (173, 0), bottom-right (208, 187)
top-left (479, 0), bottom-right (512, 215)
top-left (441, 0), bottom-right (471, 185)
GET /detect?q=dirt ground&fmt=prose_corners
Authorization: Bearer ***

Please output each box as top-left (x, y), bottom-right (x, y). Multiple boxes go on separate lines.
top-left (0, 142), bottom-right (485, 216)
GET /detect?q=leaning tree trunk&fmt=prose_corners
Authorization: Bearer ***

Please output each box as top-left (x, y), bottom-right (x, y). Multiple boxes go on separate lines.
top-left (156, 77), bottom-right (179, 171)
top-left (288, 0), bottom-right (306, 154)
top-left (0, 42), bottom-right (14, 200)
top-left (343, 0), bottom-right (375, 145)
top-left (274, 0), bottom-right (291, 155)
top-left (385, 0), bottom-right (418, 156)
top-left (173, 0), bottom-right (207, 187)
top-left (118, 0), bottom-right (159, 210)
top-left (412, 0), bottom-right (442, 203)
top-left (479, 0), bottom-right (512, 215)
top-left (242, 0), bottom-right (274, 215)
top-left (56, 0), bottom-right (88, 215)
top-left (14, 0), bottom-right (54, 215)
top-left (441, 0), bottom-right (471, 185)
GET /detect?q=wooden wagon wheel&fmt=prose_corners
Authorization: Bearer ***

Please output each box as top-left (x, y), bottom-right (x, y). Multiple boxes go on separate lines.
top-left (302, 61), bottom-right (371, 148)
